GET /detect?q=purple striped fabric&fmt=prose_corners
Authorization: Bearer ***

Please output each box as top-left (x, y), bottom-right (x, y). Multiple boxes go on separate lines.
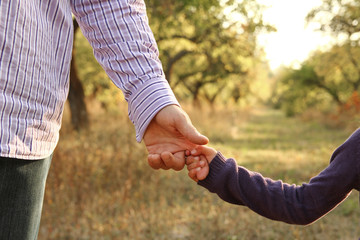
top-left (0, 0), bottom-right (179, 159)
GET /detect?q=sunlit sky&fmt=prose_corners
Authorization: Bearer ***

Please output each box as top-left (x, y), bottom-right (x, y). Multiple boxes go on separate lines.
top-left (256, 0), bottom-right (334, 70)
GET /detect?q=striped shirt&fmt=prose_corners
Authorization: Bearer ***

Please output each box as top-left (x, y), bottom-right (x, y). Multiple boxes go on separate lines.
top-left (0, 0), bottom-right (179, 159)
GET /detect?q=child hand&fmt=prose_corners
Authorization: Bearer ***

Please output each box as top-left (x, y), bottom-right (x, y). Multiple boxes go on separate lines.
top-left (186, 154), bottom-right (209, 182)
top-left (185, 145), bottom-right (217, 182)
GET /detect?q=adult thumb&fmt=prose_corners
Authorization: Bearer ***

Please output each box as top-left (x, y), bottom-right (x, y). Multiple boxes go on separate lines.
top-left (175, 114), bottom-right (209, 145)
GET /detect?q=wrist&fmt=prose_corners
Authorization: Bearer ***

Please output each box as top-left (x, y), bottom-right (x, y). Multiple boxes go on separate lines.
top-left (204, 147), bottom-right (217, 164)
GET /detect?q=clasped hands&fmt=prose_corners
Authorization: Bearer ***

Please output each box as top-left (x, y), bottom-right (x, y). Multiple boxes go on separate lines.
top-left (143, 104), bottom-right (208, 171)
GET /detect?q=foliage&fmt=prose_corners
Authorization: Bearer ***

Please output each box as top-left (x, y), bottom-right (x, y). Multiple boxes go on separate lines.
top-left (273, 65), bottom-right (331, 116)
top-left (70, 0), bottom-right (274, 110)
top-left (273, 0), bottom-right (360, 117)
top-left (307, 0), bottom-right (360, 43)
top-left (72, 0), bottom-right (274, 109)
top-left (274, 44), bottom-right (360, 116)
top-left (146, 0), bottom-right (274, 104)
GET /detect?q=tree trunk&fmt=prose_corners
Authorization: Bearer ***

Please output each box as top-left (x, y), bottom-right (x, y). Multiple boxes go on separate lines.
top-left (67, 19), bottom-right (89, 131)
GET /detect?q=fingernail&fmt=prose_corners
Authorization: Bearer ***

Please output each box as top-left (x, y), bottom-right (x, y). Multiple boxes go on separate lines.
top-left (191, 149), bottom-right (197, 155)
top-left (200, 160), bottom-right (205, 166)
top-left (196, 167), bottom-right (201, 172)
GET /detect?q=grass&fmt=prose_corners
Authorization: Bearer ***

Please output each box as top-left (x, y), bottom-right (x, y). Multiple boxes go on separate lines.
top-left (38, 102), bottom-right (360, 239)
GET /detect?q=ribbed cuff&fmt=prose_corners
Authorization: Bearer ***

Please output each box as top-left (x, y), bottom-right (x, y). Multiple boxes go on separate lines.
top-left (127, 78), bottom-right (179, 142)
top-left (198, 152), bottom-right (227, 191)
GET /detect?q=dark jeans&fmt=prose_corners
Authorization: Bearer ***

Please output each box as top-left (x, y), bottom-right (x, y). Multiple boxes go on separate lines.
top-left (0, 155), bottom-right (52, 240)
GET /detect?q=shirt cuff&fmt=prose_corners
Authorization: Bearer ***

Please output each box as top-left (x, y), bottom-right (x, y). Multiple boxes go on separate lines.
top-left (128, 78), bottom-right (179, 142)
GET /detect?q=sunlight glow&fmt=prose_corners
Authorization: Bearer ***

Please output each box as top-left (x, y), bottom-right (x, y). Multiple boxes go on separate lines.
top-left (255, 0), bottom-right (334, 70)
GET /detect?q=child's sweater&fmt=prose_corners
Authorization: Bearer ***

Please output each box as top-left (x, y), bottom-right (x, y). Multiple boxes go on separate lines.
top-left (199, 128), bottom-right (360, 225)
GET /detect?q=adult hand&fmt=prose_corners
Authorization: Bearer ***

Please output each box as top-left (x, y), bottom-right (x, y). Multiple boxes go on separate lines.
top-left (143, 105), bottom-right (208, 171)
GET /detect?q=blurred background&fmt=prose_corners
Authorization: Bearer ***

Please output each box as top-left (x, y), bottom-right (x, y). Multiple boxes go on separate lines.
top-left (39, 0), bottom-right (360, 239)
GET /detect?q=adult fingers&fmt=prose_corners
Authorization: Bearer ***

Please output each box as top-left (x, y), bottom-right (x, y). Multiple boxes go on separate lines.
top-left (161, 151), bottom-right (185, 171)
top-left (148, 154), bottom-right (169, 170)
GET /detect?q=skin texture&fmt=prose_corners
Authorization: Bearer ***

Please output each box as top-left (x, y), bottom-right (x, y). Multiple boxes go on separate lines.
top-left (143, 105), bottom-right (209, 171)
top-left (186, 145), bottom-right (217, 181)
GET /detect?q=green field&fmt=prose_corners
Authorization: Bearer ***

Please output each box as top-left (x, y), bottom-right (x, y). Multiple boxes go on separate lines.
top-left (38, 103), bottom-right (359, 239)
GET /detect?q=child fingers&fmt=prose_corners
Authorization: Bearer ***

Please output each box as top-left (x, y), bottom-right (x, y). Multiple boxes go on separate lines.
top-left (186, 161), bottom-right (201, 171)
top-left (188, 169), bottom-right (199, 182)
top-left (186, 156), bottom-right (201, 170)
top-left (190, 147), bottom-right (202, 156)
top-left (185, 155), bottom-right (200, 165)
top-left (199, 155), bottom-right (208, 164)
top-left (196, 167), bottom-right (208, 181)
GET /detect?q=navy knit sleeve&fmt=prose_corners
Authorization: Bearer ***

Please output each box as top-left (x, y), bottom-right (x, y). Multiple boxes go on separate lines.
top-left (198, 128), bottom-right (360, 225)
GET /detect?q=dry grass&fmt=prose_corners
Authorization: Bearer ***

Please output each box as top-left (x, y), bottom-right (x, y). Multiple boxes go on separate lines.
top-left (38, 102), bottom-right (360, 239)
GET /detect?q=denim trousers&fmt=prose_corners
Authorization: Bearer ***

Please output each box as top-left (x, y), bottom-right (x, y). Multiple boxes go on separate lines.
top-left (0, 155), bottom-right (52, 240)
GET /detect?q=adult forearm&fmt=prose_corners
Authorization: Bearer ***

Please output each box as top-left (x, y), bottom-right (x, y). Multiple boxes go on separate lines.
top-left (70, 0), bottom-right (179, 141)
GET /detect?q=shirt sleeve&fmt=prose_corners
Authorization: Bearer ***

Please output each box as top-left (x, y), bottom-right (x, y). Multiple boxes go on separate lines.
top-left (199, 129), bottom-right (360, 225)
top-left (70, 0), bottom-right (179, 142)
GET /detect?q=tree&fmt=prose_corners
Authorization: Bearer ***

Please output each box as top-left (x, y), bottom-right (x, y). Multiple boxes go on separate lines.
top-left (146, 0), bottom-right (274, 104)
top-left (274, 43), bottom-right (360, 116)
top-left (307, 0), bottom-right (360, 43)
top-left (308, 0), bottom-right (360, 103)
top-left (68, 19), bottom-right (89, 130)
top-left (272, 0), bottom-right (360, 116)
top-left (312, 44), bottom-right (360, 101)
top-left (67, 0), bottom-right (273, 118)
